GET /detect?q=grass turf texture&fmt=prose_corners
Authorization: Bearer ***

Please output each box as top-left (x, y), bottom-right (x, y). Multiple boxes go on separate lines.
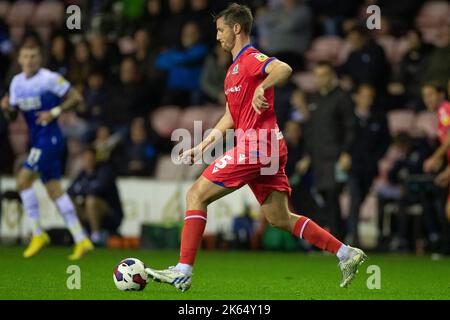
top-left (1, 246), bottom-right (449, 300)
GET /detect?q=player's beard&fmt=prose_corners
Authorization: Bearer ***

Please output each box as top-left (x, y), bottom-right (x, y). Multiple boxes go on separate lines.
top-left (222, 35), bottom-right (236, 53)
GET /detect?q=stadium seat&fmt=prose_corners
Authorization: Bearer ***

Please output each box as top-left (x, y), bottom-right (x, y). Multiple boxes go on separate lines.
top-left (387, 109), bottom-right (416, 136)
top-left (5, 1), bottom-right (35, 26)
top-left (291, 72), bottom-right (316, 93)
top-left (8, 113), bottom-right (28, 135)
top-left (30, 0), bottom-right (65, 27)
top-left (304, 36), bottom-right (343, 67)
top-left (9, 26), bottom-right (26, 45)
top-left (9, 133), bottom-right (29, 155)
top-left (154, 155), bottom-right (185, 180)
top-left (65, 138), bottom-right (84, 178)
top-left (414, 110), bottom-right (438, 140)
top-left (149, 105), bottom-right (182, 139)
top-left (8, 114), bottom-right (29, 158)
top-left (178, 106), bottom-right (209, 134)
top-left (202, 105), bottom-right (224, 129)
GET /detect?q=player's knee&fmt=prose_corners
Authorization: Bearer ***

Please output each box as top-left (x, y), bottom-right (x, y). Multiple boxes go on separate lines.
top-left (266, 214), bottom-right (290, 231)
top-left (186, 185), bottom-right (207, 207)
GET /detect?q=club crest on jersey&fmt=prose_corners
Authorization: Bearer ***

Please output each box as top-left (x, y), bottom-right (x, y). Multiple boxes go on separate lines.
top-left (253, 53), bottom-right (268, 62)
top-left (232, 64), bottom-right (239, 75)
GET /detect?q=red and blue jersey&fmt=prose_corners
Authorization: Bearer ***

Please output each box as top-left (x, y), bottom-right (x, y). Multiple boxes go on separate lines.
top-left (224, 44), bottom-right (286, 157)
top-left (437, 100), bottom-right (450, 161)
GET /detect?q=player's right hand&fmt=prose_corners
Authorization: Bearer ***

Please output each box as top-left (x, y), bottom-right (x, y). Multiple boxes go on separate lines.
top-left (178, 146), bottom-right (202, 165)
top-left (1, 95), bottom-right (10, 110)
top-left (252, 85), bottom-right (269, 115)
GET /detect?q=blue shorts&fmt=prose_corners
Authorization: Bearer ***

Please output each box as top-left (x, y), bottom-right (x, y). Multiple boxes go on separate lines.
top-left (23, 138), bottom-right (64, 183)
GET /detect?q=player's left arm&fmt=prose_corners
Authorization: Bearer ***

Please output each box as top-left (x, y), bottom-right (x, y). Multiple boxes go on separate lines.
top-left (36, 87), bottom-right (84, 125)
top-left (252, 59), bottom-right (292, 114)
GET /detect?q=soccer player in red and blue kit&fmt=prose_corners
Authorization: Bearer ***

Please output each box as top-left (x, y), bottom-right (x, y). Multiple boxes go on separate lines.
top-left (146, 3), bottom-right (367, 292)
top-left (422, 82), bottom-right (450, 222)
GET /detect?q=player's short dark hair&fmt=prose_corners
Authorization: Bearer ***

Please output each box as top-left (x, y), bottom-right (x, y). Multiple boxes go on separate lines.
top-left (421, 81), bottom-right (445, 93)
top-left (19, 30), bottom-right (43, 53)
top-left (20, 42), bottom-right (42, 53)
top-left (214, 3), bottom-right (253, 35)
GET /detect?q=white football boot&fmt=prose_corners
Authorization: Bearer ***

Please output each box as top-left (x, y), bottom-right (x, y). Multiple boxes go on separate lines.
top-left (145, 266), bottom-right (192, 292)
top-left (338, 246), bottom-right (368, 288)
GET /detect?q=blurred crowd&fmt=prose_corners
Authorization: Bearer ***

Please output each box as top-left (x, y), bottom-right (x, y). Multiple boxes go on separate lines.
top-left (0, 0), bottom-right (450, 254)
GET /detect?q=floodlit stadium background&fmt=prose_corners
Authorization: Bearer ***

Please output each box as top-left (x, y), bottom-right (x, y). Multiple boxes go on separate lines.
top-left (0, 0), bottom-right (449, 256)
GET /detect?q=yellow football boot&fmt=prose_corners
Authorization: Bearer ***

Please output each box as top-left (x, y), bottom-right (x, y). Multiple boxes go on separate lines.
top-left (23, 232), bottom-right (50, 258)
top-left (68, 238), bottom-right (94, 261)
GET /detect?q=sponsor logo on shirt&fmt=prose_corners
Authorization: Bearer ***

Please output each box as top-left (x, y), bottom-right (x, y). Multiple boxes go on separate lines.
top-left (225, 85), bottom-right (242, 95)
top-left (253, 53), bottom-right (268, 62)
top-left (232, 64), bottom-right (239, 75)
top-left (17, 97), bottom-right (41, 111)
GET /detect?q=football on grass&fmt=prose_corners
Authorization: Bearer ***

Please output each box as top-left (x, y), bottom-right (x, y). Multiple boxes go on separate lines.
top-left (113, 258), bottom-right (148, 291)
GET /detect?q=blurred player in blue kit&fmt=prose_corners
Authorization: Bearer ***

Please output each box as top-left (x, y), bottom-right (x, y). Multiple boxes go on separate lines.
top-left (1, 42), bottom-right (94, 260)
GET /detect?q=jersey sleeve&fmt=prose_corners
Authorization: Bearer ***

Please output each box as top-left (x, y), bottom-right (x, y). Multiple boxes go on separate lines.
top-left (245, 52), bottom-right (276, 77)
top-left (45, 71), bottom-right (71, 97)
top-left (8, 77), bottom-right (18, 107)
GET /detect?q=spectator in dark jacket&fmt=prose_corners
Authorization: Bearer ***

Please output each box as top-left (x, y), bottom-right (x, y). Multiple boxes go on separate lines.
top-left (141, 0), bottom-right (166, 47)
top-left (160, 0), bottom-right (191, 48)
top-left (200, 43), bottom-right (230, 106)
top-left (340, 25), bottom-right (390, 95)
top-left (119, 117), bottom-right (158, 177)
top-left (104, 56), bottom-right (148, 131)
top-left (301, 61), bottom-right (355, 238)
top-left (133, 28), bottom-right (165, 108)
top-left (68, 40), bottom-right (91, 87)
top-left (79, 70), bottom-right (109, 141)
top-left (156, 21), bottom-right (208, 106)
top-left (47, 33), bottom-right (71, 77)
top-left (347, 84), bottom-right (390, 246)
top-left (388, 29), bottom-right (433, 111)
top-left (69, 147), bottom-right (124, 245)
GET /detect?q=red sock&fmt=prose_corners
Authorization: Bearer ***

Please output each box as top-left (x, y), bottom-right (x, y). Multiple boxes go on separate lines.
top-left (292, 216), bottom-right (342, 254)
top-left (179, 210), bottom-right (207, 265)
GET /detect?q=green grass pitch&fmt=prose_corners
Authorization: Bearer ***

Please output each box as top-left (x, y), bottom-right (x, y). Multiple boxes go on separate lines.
top-left (1, 246), bottom-right (449, 300)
